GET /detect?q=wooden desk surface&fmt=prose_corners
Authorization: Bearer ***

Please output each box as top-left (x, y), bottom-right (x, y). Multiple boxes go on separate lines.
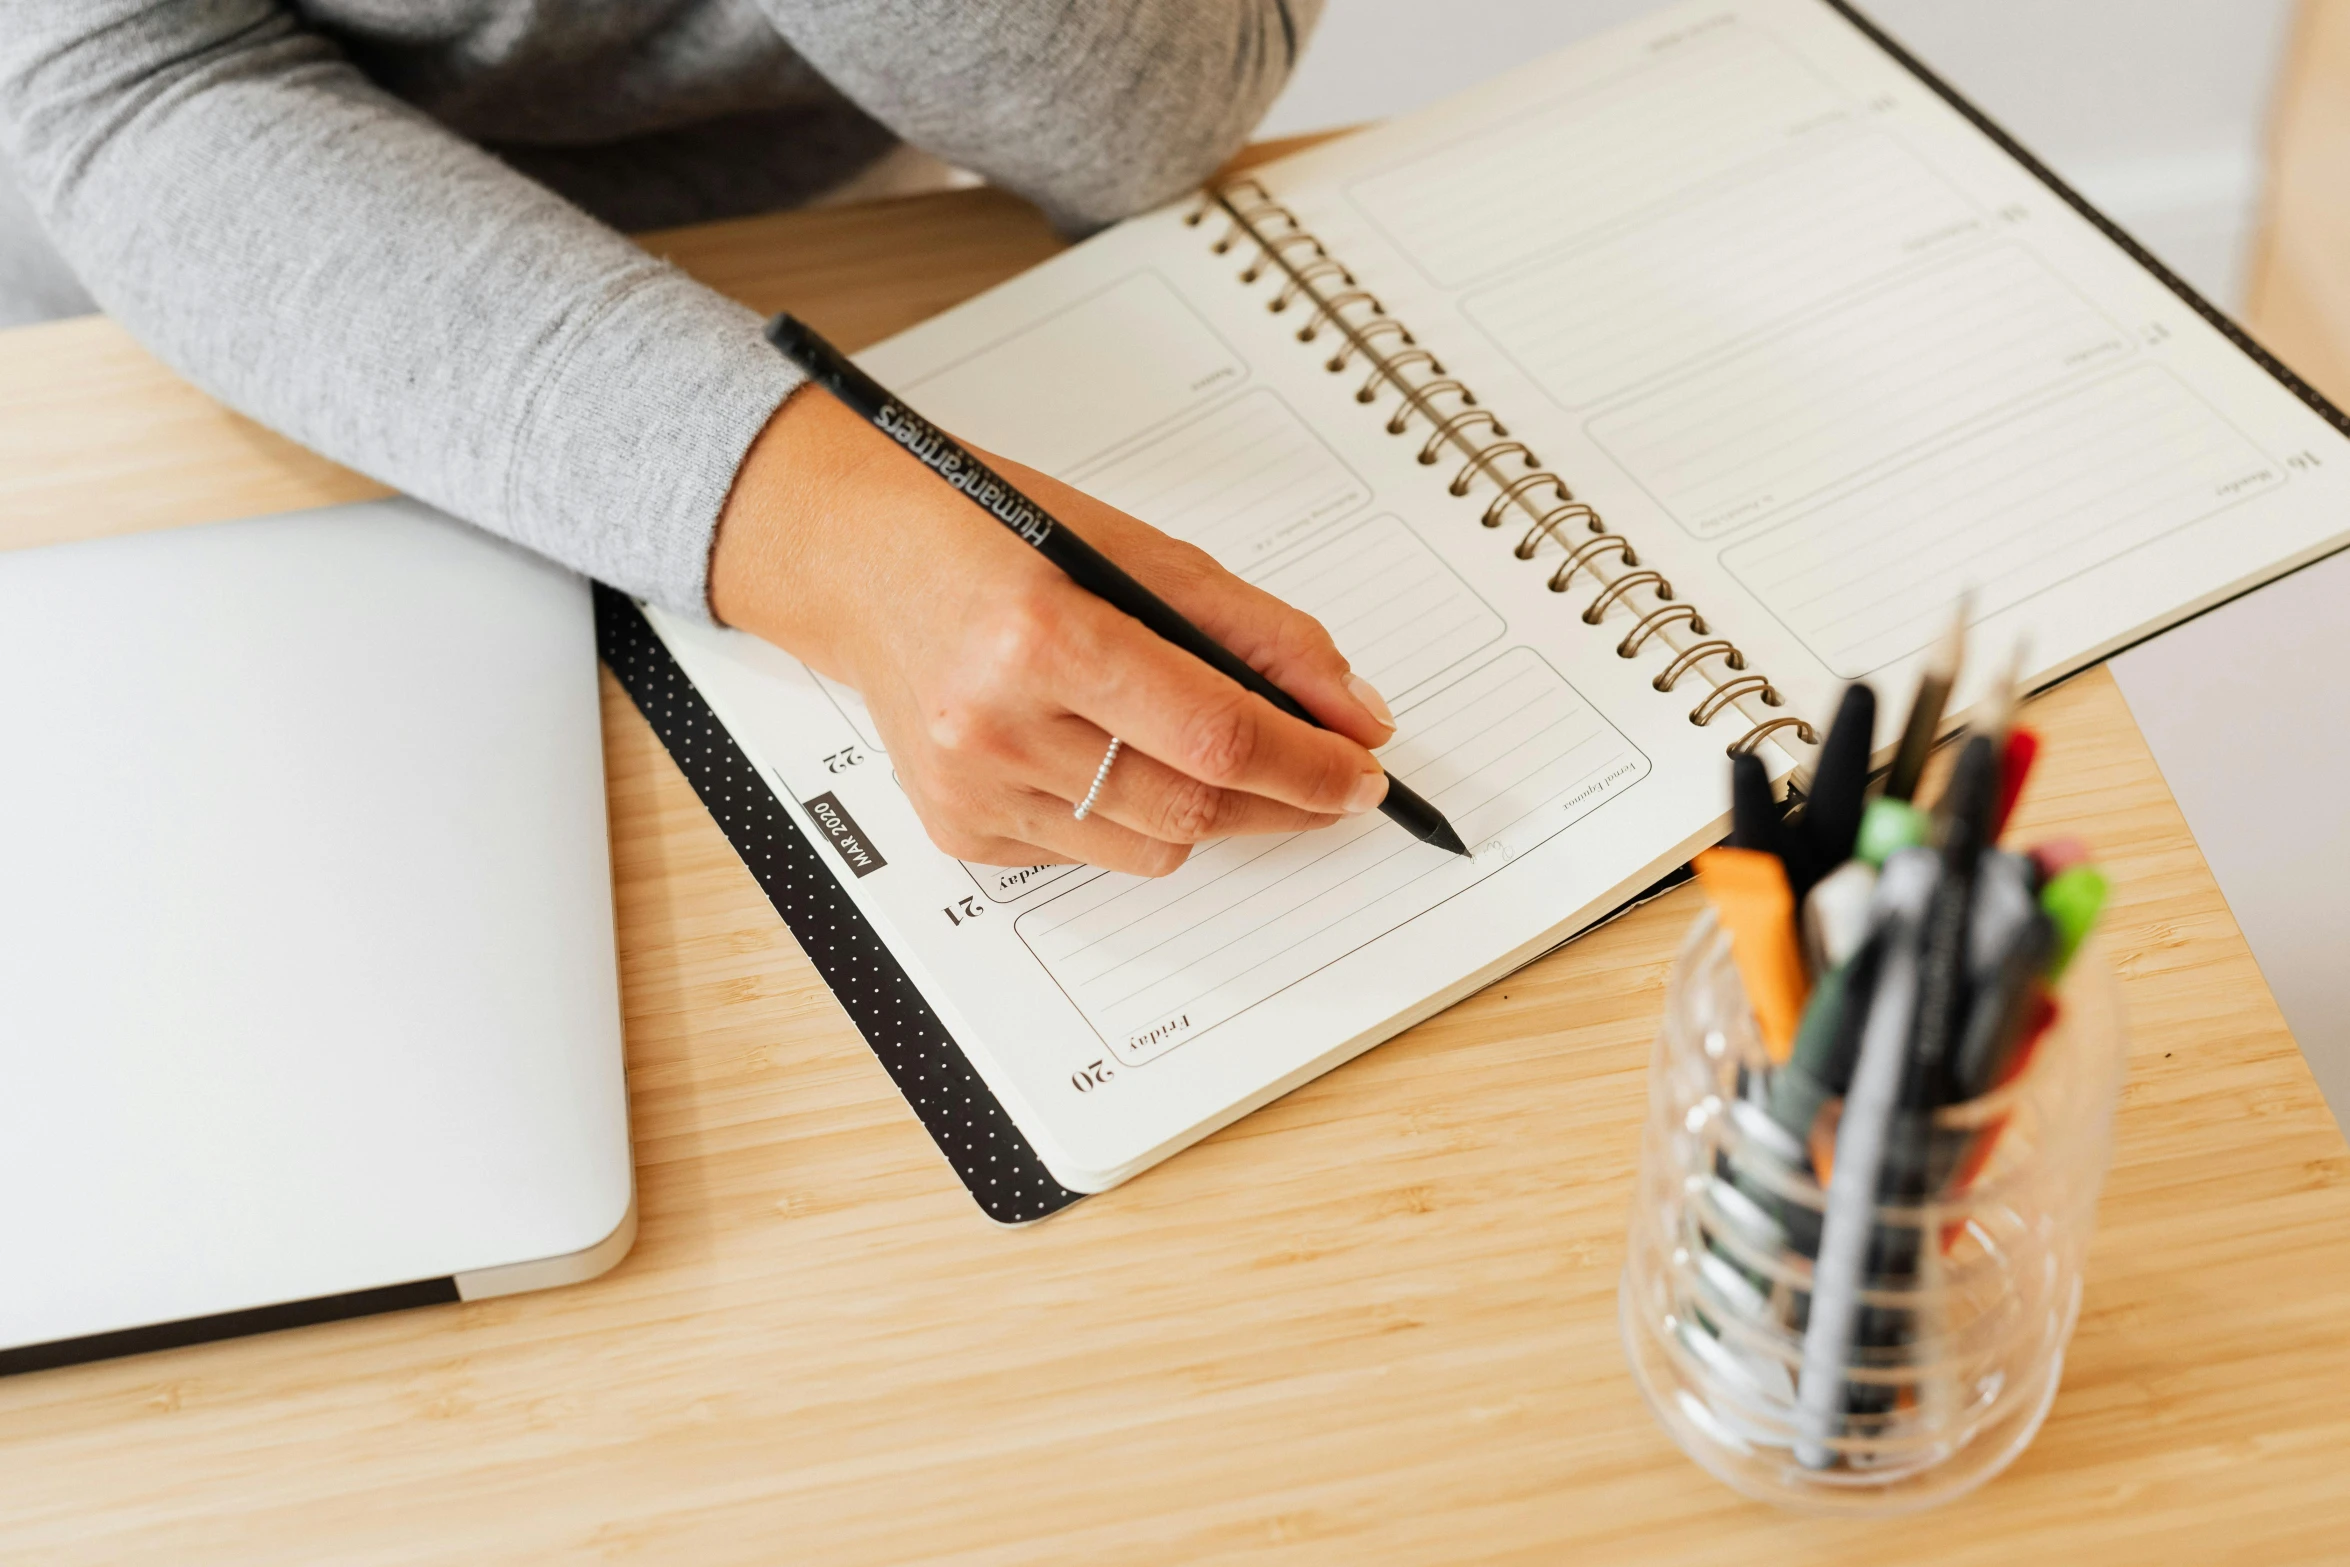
top-left (7, 158), bottom-right (2350, 1567)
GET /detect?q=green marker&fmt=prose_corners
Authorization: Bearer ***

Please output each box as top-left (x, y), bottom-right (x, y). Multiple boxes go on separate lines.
top-left (2041, 865), bottom-right (2109, 978)
top-left (1854, 797), bottom-right (1930, 867)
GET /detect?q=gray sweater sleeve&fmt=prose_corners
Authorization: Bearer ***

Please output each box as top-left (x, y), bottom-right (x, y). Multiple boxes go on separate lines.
top-left (0, 1), bottom-right (1316, 616)
top-left (762, 0), bottom-right (1322, 233)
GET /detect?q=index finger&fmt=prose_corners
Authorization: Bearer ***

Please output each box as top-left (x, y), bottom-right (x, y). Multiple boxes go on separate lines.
top-left (1049, 586), bottom-right (1390, 819)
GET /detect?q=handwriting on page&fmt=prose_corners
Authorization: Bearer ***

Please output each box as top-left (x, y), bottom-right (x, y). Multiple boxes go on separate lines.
top-left (1014, 649), bottom-right (1648, 1064)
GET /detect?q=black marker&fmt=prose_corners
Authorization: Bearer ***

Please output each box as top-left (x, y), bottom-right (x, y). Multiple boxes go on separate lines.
top-left (1788, 681), bottom-right (1876, 901)
top-left (767, 315), bottom-right (1470, 857)
top-left (1728, 751), bottom-right (1783, 861)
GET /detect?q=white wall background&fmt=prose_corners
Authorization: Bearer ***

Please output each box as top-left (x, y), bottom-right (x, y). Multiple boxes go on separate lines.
top-left (1261, 0), bottom-right (2300, 309)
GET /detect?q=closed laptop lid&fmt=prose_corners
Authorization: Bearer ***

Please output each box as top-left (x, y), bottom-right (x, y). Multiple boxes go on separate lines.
top-left (0, 500), bottom-right (631, 1358)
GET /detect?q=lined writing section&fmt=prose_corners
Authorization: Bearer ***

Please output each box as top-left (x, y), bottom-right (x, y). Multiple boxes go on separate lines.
top-left (1070, 389), bottom-right (1370, 567)
top-left (1345, 22), bottom-right (1851, 290)
top-left (904, 270), bottom-right (1244, 476)
top-left (1015, 648), bottom-right (1648, 1063)
top-left (1722, 367), bottom-right (2283, 676)
top-left (1246, 513), bottom-right (1503, 699)
top-left (1588, 246), bottom-right (2131, 539)
top-left (1463, 132), bottom-right (1983, 411)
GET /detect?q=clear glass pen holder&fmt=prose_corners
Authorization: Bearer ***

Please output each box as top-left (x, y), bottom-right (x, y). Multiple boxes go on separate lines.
top-left (1620, 909), bottom-right (2127, 1514)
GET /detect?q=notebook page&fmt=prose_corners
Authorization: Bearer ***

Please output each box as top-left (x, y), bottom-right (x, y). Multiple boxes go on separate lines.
top-left (649, 215), bottom-right (1740, 1194)
top-left (1241, 0), bottom-right (2350, 752)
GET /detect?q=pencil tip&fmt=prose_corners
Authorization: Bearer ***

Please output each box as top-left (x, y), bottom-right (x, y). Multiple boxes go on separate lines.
top-left (1983, 634), bottom-right (2031, 739)
top-left (1931, 592), bottom-right (1972, 678)
top-left (1429, 820), bottom-right (1472, 856)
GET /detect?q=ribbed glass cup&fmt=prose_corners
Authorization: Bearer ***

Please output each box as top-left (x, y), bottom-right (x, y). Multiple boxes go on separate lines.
top-left (1619, 909), bottom-right (2126, 1513)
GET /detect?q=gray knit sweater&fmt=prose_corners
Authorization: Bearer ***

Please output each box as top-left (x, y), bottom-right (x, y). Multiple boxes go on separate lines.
top-left (0, 2), bottom-right (1316, 614)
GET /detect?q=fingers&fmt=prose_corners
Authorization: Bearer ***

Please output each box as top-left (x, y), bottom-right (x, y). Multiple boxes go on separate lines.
top-left (926, 782), bottom-right (1195, 879)
top-left (1041, 589), bottom-right (1391, 820)
top-left (889, 707), bottom-right (1198, 879)
top-left (989, 457), bottom-right (1397, 750)
top-left (915, 714), bottom-right (1338, 880)
top-left (918, 560), bottom-right (1389, 822)
top-left (1024, 802), bottom-right (1194, 879)
top-left (817, 442), bottom-right (1406, 877)
top-left (1137, 541), bottom-right (1398, 750)
top-left (924, 829), bottom-right (1070, 871)
top-left (1043, 716), bottom-right (1341, 844)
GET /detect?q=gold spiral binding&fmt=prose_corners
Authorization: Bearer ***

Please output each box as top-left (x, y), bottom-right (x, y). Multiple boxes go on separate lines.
top-left (1414, 408), bottom-right (1507, 466)
top-left (1201, 178), bottom-right (1822, 759)
top-left (1730, 717), bottom-right (1820, 757)
top-left (1398, 381), bottom-right (1479, 429)
top-left (1690, 674), bottom-right (1784, 726)
top-left (1242, 232), bottom-right (1325, 283)
top-left (1545, 533), bottom-right (1637, 594)
top-left (1268, 259), bottom-right (1353, 303)
top-left (1581, 569), bottom-right (1674, 626)
top-left (1328, 317), bottom-right (1413, 372)
top-left (1448, 441), bottom-right (1539, 496)
top-left (1652, 640), bottom-right (1748, 693)
top-left (1515, 501), bottom-right (1605, 559)
top-left (1357, 348), bottom-right (1441, 403)
top-left (1482, 472), bottom-right (1568, 528)
top-left (1617, 602), bottom-right (1709, 658)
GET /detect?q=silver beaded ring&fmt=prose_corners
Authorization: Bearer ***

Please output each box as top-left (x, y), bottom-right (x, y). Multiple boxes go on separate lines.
top-left (1072, 737), bottom-right (1122, 821)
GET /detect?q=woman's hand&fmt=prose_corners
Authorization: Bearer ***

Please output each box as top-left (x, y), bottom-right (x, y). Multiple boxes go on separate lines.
top-left (709, 386), bottom-right (1396, 876)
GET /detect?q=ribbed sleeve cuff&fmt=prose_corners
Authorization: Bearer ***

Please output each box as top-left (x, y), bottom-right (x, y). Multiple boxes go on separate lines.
top-left (501, 271), bottom-right (804, 619)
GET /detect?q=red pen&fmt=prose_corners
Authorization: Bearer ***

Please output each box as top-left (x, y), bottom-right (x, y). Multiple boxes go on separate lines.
top-left (1991, 726), bottom-right (2039, 839)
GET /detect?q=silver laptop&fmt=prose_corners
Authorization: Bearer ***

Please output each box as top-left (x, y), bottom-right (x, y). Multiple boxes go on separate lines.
top-left (0, 499), bottom-right (634, 1373)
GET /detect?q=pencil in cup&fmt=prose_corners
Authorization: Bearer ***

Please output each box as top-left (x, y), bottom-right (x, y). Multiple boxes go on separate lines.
top-left (1618, 911), bottom-right (2126, 1512)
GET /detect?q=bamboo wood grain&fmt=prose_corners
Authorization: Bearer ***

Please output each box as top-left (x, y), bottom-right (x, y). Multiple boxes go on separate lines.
top-left (5, 117), bottom-right (2350, 1562)
top-left (2246, 0), bottom-right (2350, 410)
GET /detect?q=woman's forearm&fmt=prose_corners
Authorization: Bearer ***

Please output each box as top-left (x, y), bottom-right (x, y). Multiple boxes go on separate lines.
top-left (2, 0), bottom-right (1363, 874)
top-left (0, 0), bottom-right (800, 615)
top-left (0, 0), bottom-right (1320, 613)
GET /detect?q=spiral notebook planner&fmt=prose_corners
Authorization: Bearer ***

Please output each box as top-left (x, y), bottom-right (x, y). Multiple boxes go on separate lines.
top-left (626, 0), bottom-right (2350, 1210)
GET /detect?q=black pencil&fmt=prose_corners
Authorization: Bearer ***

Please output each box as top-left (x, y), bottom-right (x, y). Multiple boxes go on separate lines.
top-left (1883, 600), bottom-right (1967, 803)
top-left (1789, 681), bottom-right (1875, 901)
top-left (766, 314), bottom-right (1471, 857)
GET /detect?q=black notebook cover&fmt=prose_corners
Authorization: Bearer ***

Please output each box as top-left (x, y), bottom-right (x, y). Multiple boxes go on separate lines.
top-left (595, 588), bottom-right (1084, 1223)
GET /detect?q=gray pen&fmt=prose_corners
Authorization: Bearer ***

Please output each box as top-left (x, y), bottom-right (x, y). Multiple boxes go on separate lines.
top-left (1794, 846), bottom-right (1938, 1470)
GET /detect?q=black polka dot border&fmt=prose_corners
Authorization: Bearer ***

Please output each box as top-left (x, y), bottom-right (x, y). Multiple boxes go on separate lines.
top-left (595, 586), bottom-right (1085, 1225)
